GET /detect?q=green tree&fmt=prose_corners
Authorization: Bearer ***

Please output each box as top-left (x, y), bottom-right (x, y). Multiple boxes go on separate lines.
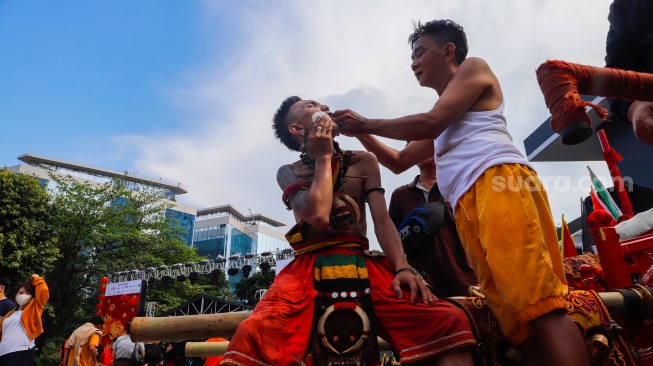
top-left (146, 273), bottom-right (235, 315)
top-left (0, 168), bottom-right (58, 289)
top-left (42, 173), bottom-right (215, 347)
top-left (1, 170), bottom-right (233, 364)
top-left (234, 272), bottom-right (275, 307)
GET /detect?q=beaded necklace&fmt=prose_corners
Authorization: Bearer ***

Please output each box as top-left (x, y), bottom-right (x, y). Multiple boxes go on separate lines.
top-left (300, 141), bottom-right (347, 192)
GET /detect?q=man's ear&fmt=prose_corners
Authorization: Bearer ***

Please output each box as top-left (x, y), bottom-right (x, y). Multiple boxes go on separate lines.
top-left (288, 123), bottom-right (305, 137)
top-left (444, 43), bottom-right (456, 61)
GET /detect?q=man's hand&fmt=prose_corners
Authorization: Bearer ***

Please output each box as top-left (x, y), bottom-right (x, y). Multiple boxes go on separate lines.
top-left (392, 268), bottom-right (437, 304)
top-left (333, 109), bottom-right (368, 136)
top-left (306, 114), bottom-right (336, 158)
top-left (627, 101), bottom-right (653, 145)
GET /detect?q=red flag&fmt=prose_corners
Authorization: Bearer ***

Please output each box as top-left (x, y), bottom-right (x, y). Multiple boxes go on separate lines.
top-left (561, 214), bottom-right (577, 258)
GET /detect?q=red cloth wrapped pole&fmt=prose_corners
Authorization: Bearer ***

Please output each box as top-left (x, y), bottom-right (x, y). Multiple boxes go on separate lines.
top-left (536, 60), bottom-right (653, 145)
top-left (597, 129), bottom-right (634, 218)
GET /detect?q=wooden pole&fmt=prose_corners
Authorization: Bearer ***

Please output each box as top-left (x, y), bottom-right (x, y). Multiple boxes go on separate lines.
top-left (184, 339), bottom-right (394, 357)
top-left (131, 290), bottom-right (651, 343)
top-left (131, 311), bottom-right (248, 342)
top-left (185, 341), bottom-right (230, 357)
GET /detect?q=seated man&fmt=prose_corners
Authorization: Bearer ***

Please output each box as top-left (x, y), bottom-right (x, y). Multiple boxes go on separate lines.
top-left (388, 155), bottom-right (478, 298)
top-left (221, 97), bottom-right (476, 366)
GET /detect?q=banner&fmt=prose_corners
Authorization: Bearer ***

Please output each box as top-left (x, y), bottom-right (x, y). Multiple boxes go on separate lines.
top-left (97, 279), bottom-right (145, 345)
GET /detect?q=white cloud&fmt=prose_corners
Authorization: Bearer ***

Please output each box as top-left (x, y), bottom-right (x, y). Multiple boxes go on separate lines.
top-left (114, 0), bottom-right (615, 249)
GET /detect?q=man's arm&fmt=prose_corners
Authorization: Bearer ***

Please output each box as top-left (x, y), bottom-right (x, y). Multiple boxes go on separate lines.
top-left (360, 152), bottom-right (435, 303)
top-left (276, 115), bottom-right (337, 229)
top-left (89, 334), bottom-right (100, 366)
top-left (605, 0), bottom-right (653, 145)
top-left (605, 0), bottom-right (641, 124)
top-left (356, 135), bottom-right (433, 174)
top-left (335, 57), bottom-right (495, 141)
top-left (89, 344), bottom-right (98, 366)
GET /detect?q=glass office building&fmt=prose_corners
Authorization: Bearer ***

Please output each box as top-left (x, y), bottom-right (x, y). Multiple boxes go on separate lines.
top-left (192, 205), bottom-right (289, 289)
top-left (6, 154), bottom-right (290, 290)
top-left (7, 153), bottom-right (197, 245)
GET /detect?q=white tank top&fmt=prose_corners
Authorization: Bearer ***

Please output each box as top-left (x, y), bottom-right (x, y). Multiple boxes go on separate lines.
top-left (434, 100), bottom-right (533, 213)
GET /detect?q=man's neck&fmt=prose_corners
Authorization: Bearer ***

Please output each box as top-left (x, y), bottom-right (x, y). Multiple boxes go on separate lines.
top-left (0, 293), bottom-right (6, 301)
top-left (417, 170), bottom-right (437, 191)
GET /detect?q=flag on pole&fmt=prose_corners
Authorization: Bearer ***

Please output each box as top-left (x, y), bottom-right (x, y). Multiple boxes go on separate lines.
top-left (561, 214), bottom-right (577, 258)
top-left (590, 186), bottom-right (613, 219)
top-left (587, 166), bottom-right (622, 220)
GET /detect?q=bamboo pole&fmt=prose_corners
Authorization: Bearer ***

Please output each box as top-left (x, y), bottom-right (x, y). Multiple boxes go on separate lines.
top-left (184, 339), bottom-right (394, 357)
top-left (185, 341), bottom-right (229, 357)
top-left (131, 290), bottom-right (650, 343)
top-left (131, 311), bottom-right (248, 342)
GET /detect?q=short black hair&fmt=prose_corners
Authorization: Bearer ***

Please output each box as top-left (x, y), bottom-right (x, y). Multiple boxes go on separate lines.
top-left (125, 319), bottom-right (132, 334)
top-left (90, 315), bottom-right (105, 326)
top-left (408, 19), bottom-right (468, 65)
top-left (19, 282), bottom-right (35, 297)
top-left (272, 96), bottom-right (302, 151)
top-left (0, 277), bottom-right (9, 289)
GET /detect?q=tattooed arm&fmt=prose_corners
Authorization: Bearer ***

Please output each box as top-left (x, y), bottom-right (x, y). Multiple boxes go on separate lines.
top-left (277, 161), bottom-right (334, 229)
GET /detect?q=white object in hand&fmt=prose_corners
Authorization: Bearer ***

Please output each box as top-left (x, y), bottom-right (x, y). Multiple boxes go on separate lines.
top-left (312, 111), bottom-right (328, 123)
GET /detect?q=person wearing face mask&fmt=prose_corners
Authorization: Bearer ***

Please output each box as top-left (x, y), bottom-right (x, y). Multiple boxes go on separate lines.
top-left (0, 274), bottom-right (49, 366)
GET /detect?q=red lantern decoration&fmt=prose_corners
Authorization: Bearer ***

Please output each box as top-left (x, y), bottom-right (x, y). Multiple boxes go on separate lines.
top-left (120, 294), bottom-right (128, 302)
top-left (100, 276), bottom-right (109, 285)
top-left (128, 296), bottom-right (139, 308)
top-left (99, 285), bottom-right (106, 293)
top-left (98, 294), bottom-right (104, 301)
top-left (96, 311), bottom-right (102, 316)
top-left (96, 303), bottom-right (103, 309)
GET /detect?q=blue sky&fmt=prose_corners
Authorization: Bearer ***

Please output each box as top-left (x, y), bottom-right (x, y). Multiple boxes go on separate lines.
top-left (1, 2), bottom-right (207, 160)
top-left (1, 1), bottom-right (616, 249)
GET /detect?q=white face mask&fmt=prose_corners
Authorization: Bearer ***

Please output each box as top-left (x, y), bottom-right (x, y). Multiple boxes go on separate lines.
top-left (16, 294), bottom-right (32, 306)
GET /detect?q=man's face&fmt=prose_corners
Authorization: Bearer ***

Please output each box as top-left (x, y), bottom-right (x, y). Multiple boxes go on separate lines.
top-left (417, 155), bottom-right (436, 170)
top-left (289, 100), bottom-right (340, 136)
top-left (0, 285), bottom-right (4, 294)
top-left (411, 36), bottom-right (446, 87)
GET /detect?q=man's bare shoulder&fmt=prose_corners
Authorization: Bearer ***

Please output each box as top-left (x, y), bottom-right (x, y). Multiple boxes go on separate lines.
top-left (350, 150), bottom-right (378, 163)
top-left (459, 57), bottom-right (493, 74)
top-left (348, 150), bottom-right (380, 176)
top-left (276, 161), bottom-right (301, 189)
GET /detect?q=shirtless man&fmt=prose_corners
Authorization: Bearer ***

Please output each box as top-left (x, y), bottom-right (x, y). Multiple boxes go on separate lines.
top-left (220, 96), bottom-right (476, 366)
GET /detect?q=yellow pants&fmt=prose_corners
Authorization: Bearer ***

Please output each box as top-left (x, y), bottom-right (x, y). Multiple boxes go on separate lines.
top-left (455, 163), bottom-right (568, 345)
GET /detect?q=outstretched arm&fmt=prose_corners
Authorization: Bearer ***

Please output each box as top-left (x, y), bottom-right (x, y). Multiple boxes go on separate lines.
top-left (356, 135), bottom-right (433, 174)
top-left (335, 57), bottom-right (495, 141)
top-left (360, 152), bottom-right (435, 303)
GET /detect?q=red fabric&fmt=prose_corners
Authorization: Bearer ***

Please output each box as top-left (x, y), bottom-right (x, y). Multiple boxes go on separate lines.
top-left (562, 219), bottom-right (577, 258)
top-left (282, 182), bottom-right (309, 210)
top-left (587, 210), bottom-right (617, 235)
top-left (597, 129), bottom-right (635, 218)
top-left (98, 347), bottom-right (113, 366)
top-left (222, 247), bottom-right (476, 366)
top-left (536, 60), bottom-right (653, 134)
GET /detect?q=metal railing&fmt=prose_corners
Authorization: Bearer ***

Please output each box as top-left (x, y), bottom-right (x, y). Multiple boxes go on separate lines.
top-left (110, 249), bottom-right (295, 283)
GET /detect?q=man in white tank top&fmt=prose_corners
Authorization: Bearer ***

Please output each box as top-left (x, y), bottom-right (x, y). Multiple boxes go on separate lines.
top-left (335, 19), bottom-right (590, 366)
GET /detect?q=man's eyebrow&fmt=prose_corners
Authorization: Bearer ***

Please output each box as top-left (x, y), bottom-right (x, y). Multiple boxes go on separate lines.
top-left (412, 45), bottom-right (426, 54)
